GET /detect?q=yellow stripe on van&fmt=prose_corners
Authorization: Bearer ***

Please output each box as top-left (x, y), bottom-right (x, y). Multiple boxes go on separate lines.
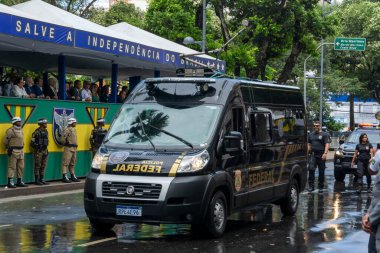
top-left (168, 152), bottom-right (186, 177)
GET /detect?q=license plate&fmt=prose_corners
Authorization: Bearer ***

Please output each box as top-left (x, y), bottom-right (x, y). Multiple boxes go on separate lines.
top-left (116, 205), bottom-right (142, 216)
top-left (352, 164), bottom-right (357, 169)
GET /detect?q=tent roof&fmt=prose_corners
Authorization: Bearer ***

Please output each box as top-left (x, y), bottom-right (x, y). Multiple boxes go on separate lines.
top-left (0, 0), bottom-right (225, 78)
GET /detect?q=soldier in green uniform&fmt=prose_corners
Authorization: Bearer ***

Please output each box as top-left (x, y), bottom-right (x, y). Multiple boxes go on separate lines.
top-left (3, 117), bottom-right (27, 188)
top-left (89, 118), bottom-right (107, 157)
top-left (61, 117), bottom-right (80, 183)
top-left (31, 118), bottom-right (49, 185)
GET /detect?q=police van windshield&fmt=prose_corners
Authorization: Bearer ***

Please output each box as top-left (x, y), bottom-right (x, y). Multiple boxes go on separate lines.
top-left (346, 131), bottom-right (380, 144)
top-left (104, 103), bottom-right (221, 149)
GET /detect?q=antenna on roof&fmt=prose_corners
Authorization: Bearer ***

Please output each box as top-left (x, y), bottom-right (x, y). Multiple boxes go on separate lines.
top-left (179, 19), bottom-right (251, 73)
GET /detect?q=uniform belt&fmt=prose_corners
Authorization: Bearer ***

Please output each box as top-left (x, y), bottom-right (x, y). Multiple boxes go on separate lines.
top-left (65, 144), bottom-right (78, 148)
top-left (10, 146), bottom-right (23, 150)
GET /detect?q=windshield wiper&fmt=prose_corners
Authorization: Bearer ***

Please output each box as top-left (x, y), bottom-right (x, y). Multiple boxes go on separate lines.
top-left (137, 112), bottom-right (157, 151)
top-left (103, 130), bottom-right (129, 144)
top-left (146, 124), bottom-right (194, 150)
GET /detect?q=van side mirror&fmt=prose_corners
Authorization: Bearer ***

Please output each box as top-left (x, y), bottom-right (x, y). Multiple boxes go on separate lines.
top-left (223, 131), bottom-right (243, 155)
top-left (339, 139), bottom-right (345, 145)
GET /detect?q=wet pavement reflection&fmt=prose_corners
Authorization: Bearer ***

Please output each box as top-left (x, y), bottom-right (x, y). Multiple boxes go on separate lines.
top-left (0, 162), bottom-right (373, 252)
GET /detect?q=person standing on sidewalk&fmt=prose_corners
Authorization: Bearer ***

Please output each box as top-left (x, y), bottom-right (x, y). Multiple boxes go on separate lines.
top-left (61, 118), bottom-right (80, 183)
top-left (307, 122), bottom-right (330, 191)
top-left (3, 117), bottom-right (27, 188)
top-left (31, 118), bottom-right (49, 185)
top-left (89, 118), bottom-right (107, 157)
top-left (362, 143), bottom-right (380, 253)
top-left (352, 133), bottom-right (373, 193)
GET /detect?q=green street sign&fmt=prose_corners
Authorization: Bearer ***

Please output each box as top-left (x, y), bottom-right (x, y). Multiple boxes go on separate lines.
top-left (334, 37), bottom-right (366, 51)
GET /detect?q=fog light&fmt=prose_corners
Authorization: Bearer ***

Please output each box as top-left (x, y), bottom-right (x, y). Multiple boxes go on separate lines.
top-left (186, 214), bottom-right (192, 221)
top-left (336, 159), bottom-right (341, 164)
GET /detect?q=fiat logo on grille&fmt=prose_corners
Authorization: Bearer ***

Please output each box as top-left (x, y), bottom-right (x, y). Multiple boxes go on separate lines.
top-left (126, 186), bottom-right (135, 195)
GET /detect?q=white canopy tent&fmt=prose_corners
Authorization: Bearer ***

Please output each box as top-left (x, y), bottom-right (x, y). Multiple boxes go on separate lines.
top-left (0, 0), bottom-right (224, 78)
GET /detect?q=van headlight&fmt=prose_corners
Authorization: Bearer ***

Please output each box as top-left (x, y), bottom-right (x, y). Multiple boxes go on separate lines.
top-left (91, 153), bottom-right (108, 173)
top-left (335, 150), bottom-right (343, 157)
top-left (177, 150), bottom-right (210, 173)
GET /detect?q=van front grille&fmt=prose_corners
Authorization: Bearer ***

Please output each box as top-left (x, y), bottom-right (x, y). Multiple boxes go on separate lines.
top-left (102, 181), bottom-right (162, 199)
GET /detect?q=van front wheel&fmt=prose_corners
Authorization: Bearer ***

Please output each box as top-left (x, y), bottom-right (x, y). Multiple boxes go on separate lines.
top-left (204, 191), bottom-right (227, 238)
top-left (280, 180), bottom-right (299, 216)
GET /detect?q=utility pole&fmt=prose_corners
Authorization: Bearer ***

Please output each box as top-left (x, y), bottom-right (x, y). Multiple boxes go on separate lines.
top-left (202, 0), bottom-right (206, 52)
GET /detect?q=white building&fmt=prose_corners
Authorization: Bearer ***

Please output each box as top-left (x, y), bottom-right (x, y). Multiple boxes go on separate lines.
top-left (327, 95), bottom-right (380, 127)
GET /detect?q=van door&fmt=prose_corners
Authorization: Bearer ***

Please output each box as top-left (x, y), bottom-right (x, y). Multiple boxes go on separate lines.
top-left (247, 111), bottom-right (275, 204)
top-left (219, 106), bottom-right (248, 208)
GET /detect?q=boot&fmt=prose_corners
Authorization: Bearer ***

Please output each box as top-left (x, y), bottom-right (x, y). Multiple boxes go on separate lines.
top-left (34, 175), bottom-right (43, 185)
top-left (70, 174), bottom-right (80, 182)
top-left (62, 174), bottom-right (72, 183)
top-left (7, 178), bottom-right (16, 188)
top-left (40, 175), bottom-right (49, 185)
top-left (16, 178), bottom-right (28, 187)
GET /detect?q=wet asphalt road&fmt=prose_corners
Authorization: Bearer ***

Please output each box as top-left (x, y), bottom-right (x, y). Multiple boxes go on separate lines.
top-left (0, 162), bottom-right (373, 253)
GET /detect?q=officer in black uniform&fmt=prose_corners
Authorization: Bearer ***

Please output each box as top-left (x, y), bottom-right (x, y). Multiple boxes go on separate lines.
top-left (308, 122), bottom-right (330, 191)
top-left (31, 118), bottom-right (49, 185)
top-left (89, 118), bottom-right (107, 157)
top-left (352, 133), bottom-right (373, 193)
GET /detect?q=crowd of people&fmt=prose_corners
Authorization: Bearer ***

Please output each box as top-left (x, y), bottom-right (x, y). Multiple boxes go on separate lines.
top-left (0, 75), bottom-right (129, 103)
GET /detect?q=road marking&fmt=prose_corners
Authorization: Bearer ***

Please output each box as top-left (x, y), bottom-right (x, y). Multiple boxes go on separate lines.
top-left (77, 237), bottom-right (117, 247)
top-left (0, 224), bottom-right (12, 228)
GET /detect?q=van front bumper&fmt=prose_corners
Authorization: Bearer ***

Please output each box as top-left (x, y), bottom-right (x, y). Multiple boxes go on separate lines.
top-left (84, 172), bottom-right (212, 224)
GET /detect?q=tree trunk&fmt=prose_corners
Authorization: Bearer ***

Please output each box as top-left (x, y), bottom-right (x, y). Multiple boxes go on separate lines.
top-left (349, 94), bottom-right (355, 131)
top-left (213, 0), bottom-right (231, 43)
top-left (234, 63), bottom-right (240, 77)
top-left (247, 39), bottom-right (270, 79)
top-left (277, 18), bottom-right (304, 84)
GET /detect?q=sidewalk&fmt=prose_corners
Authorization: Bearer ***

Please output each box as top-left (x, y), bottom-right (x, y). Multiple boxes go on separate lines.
top-left (0, 180), bottom-right (84, 199)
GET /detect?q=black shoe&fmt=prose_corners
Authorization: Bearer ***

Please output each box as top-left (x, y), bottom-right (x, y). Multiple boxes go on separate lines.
top-left (40, 176), bottom-right (49, 185)
top-left (62, 174), bottom-right (72, 183)
top-left (16, 178), bottom-right (28, 187)
top-left (7, 178), bottom-right (16, 188)
top-left (70, 175), bottom-right (80, 182)
top-left (34, 176), bottom-right (43, 185)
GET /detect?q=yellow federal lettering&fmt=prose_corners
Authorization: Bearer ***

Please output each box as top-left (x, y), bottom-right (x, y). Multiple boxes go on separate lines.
top-left (112, 164), bottom-right (120, 172)
top-left (133, 164), bottom-right (140, 172)
top-left (140, 165), bottom-right (148, 172)
top-left (155, 166), bottom-right (162, 173)
top-left (118, 164), bottom-right (126, 172)
top-left (126, 164), bottom-right (134, 172)
top-left (148, 165), bottom-right (154, 173)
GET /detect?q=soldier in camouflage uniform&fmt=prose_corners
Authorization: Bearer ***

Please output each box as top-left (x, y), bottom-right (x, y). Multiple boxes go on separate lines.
top-left (61, 117), bottom-right (80, 183)
top-left (3, 117), bottom-right (27, 188)
top-left (89, 118), bottom-right (107, 157)
top-left (31, 118), bottom-right (49, 185)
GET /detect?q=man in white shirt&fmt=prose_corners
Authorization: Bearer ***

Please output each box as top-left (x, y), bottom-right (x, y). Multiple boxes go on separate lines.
top-left (81, 81), bottom-right (92, 102)
top-left (362, 143), bottom-right (380, 253)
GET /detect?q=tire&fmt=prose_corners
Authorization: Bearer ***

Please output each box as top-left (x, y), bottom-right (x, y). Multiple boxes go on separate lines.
top-left (89, 218), bottom-right (115, 232)
top-left (334, 168), bottom-right (346, 182)
top-left (280, 180), bottom-right (299, 216)
top-left (204, 191), bottom-right (228, 238)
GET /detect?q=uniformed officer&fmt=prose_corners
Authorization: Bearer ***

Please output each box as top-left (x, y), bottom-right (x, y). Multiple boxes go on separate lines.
top-left (3, 117), bottom-right (27, 188)
top-left (307, 122), bottom-right (330, 191)
top-left (89, 118), bottom-right (107, 157)
top-left (61, 117), bottom-right (80, 183)
top-left (31, 118), bottom-right (49, 185)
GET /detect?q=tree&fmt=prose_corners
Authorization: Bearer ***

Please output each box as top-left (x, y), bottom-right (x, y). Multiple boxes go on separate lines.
top-left (92, 1), bottom-right (145, 27)
top-left (328, 0), bottom-right (380, 130)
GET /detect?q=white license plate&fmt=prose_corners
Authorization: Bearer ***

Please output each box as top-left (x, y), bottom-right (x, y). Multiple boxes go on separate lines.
top-left (116, 205), bottom-right (142, 216)
top-left (352, 164), bottom-right (357, 169)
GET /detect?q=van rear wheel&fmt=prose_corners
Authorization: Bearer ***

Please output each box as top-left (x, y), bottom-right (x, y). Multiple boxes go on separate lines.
top-left (89, 218), bottom-right (115, 232)
top-left (204, 191), bottom-right (227, 238)
top-left (280, 180), bottom-right (299, 216)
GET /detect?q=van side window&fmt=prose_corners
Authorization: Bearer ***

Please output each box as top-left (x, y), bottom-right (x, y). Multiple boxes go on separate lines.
top-left (251, 113), bottom-right (272, 143)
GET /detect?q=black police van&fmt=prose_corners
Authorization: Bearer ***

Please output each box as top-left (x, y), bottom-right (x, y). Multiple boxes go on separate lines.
top-left (334, 126), bottom-right (380, 181)
top-left (84, 73), bottom-right (307, 237)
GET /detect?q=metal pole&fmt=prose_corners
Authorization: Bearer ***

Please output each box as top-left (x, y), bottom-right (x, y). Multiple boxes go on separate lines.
top-left (202, 0), bottom-right (206, 52)
top-left (303, 55), bottom-right (311, 109)
top-left (319, 0), bottom-right (325, 126)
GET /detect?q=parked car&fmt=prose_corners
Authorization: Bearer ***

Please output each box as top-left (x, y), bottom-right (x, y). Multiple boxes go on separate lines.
top-left (334, 127), bottom-right (380, 181)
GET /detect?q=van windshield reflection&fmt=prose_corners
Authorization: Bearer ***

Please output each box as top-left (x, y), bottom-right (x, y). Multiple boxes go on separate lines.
top-left (104, 103), bottom-right (221, 149)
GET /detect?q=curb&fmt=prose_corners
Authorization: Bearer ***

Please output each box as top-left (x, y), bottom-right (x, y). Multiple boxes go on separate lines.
top-left (0, 180), bottom-right (84, 199)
